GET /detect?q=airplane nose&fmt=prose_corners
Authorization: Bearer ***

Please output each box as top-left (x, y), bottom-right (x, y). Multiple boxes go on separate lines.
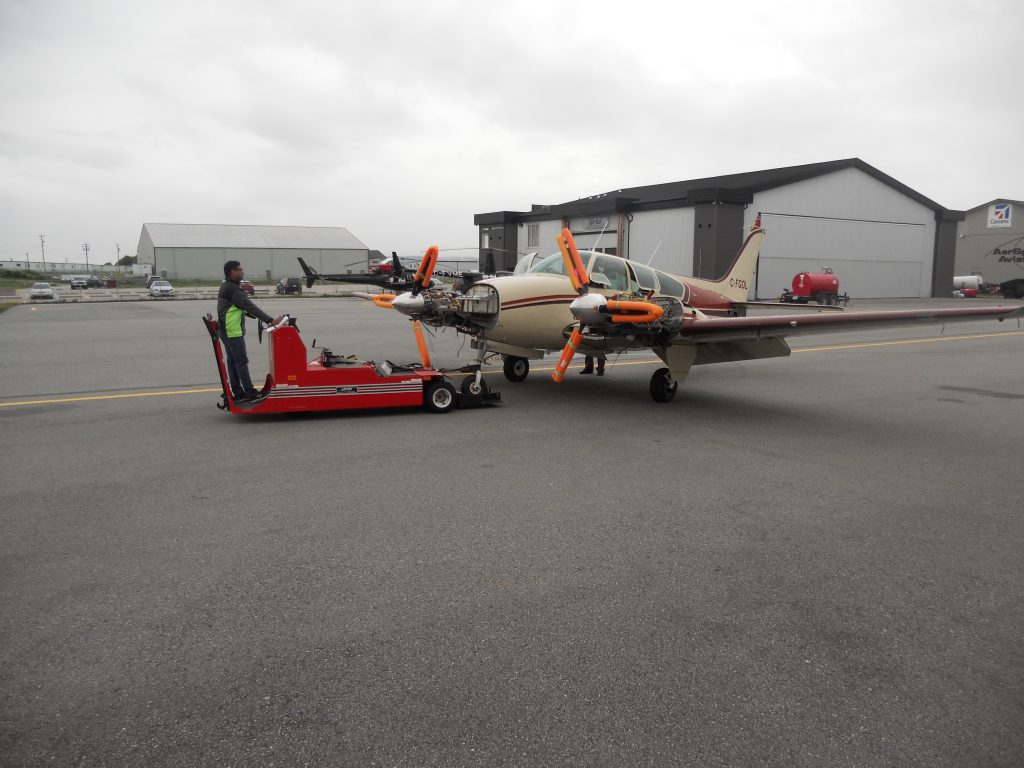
top-left (391, 292), bottom-right (425, 316)
top-left (569, 293), bottom-right (607, 326)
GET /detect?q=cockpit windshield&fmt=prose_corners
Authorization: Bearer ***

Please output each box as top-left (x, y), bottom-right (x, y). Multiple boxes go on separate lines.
top-left (526, 252), bottom-right (569, 276)
top-left (513, 252), bottom-right (541, 275)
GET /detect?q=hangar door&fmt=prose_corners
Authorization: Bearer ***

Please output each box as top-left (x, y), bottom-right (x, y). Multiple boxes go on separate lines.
top-left (755, 214), bottom-right (929, 299)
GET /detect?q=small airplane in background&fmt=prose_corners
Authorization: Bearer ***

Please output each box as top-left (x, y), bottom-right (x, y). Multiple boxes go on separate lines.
top-left (302, 219), bottom-right (1024, 402)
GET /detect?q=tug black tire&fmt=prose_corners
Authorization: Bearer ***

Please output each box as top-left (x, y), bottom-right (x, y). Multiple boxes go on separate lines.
top-left (424, 380), bottom-right (457, 413)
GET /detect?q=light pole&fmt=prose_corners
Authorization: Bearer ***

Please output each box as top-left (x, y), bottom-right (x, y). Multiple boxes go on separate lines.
top-left (82, 243), bottom-right (90, 272)
top-left (39, 234), bottom-right (46, 270)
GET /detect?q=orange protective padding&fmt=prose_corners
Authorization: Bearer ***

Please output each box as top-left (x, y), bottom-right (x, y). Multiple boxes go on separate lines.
top-left (372, 293), bottom-right (397, 309)
top-left (413, 320), bottom-right (431, 369)
top-left (413, 246), bottom-right (440, 288)
top-left (563, 229), bottom-right (589, 289)
top-left (558, 228), bottom-right (589, 291)
top-left (606, 300), bottom-right (664, 324)
top-left (556, 234), bottom-right (581, 292)
top-left (551, 327), bottom-right (583, 383)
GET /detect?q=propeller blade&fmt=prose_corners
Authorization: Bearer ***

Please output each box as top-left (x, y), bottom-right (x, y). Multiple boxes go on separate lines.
top-left (556, 233), bottom-right (580, 292)
top-left (551, 327), bottom-right (583, 383)
top-left (412, 245), bottom-right (440, 294)
top-left (557, 228), bottom-right (590, 294)
top-left (371, 293), bottom-right (397, 309)
top-left (412, 320), bottom-right (431, 368)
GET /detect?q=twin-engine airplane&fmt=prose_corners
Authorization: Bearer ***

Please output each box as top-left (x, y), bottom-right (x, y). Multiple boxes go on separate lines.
top-left (303, 220), bottom-right (1023, 402)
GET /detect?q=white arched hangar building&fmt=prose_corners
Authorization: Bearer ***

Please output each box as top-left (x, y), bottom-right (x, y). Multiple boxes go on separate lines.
top-left (475, 158), bottom-right (962, 299)
top-left (137, 223), bottom-right (370, 281)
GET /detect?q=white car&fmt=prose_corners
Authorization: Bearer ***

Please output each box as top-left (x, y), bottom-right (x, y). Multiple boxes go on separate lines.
top-left (30, 282), bottom-right (54, 300)
top-left (149, 280), bottom-right (174, 298)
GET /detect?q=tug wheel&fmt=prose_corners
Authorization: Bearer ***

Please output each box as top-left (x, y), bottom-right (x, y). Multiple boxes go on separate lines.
top-left (460, 375), bottom-right (490, 396)
top-left (503, 356), bottom-right (529, 382)
top-left (424, 379), bottom-right (457, 413)
top-left (650, 367), bottom-right (678, 403)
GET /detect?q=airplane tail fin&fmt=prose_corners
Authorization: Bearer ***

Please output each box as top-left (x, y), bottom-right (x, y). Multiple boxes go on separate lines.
top-left (715, 221), bottom-right (765, 303)
top-left (297, 257), bottom-right (319, 289)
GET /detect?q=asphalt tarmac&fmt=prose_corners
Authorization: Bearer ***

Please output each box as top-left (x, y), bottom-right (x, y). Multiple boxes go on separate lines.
top-left (2, 297), bottom-right (1023, 767)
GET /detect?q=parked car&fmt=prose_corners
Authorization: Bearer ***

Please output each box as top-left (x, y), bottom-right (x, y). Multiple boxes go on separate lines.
top-left (240, 279), bottom-right (255, 296)
top-left (149, 280), bottom-right (174, 298)
top-left (70, 276), bottom-right (88, 290)
top-left (276, 277), bottom-right (302, 295)
top-left (30, 282), bottom-right (54, 300)
top-left (145, 275), bottom-right (161, 288)
top-left (86, 275), bottom-right (103, 288)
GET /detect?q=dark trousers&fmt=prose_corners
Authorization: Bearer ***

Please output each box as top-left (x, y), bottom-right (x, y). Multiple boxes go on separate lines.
top-left (222, 336), bottom-right (255, 397)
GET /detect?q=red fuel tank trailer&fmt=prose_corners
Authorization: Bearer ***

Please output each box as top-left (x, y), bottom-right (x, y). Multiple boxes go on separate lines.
top-left (780, 267), bottom-right (849, 306)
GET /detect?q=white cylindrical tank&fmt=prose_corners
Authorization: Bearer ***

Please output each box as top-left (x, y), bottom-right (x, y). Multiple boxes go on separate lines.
top-left (953, 275), bottom-right (984, 290)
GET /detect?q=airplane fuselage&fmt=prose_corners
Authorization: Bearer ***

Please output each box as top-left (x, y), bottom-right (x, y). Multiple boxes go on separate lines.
top-left (469, 251), bottom-right (739, 353)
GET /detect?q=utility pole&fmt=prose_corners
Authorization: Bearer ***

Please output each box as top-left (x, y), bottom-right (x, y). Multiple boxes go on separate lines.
top-left (82, 242), bottom-right (90, 271)
top-left (116, 243), bottom-right (121, 263)
top-left (39, 234), bottom-right (46, 270)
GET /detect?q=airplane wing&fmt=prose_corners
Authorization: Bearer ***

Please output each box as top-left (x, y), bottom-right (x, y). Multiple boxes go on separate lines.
top-left (675, 305), bottom-right (1023, 344)
top-left (566, 301), bottom-right (1023, 382)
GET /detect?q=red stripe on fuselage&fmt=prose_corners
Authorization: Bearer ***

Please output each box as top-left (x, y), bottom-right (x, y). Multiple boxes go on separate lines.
top-left (500, 294), bottom-right (578, 310)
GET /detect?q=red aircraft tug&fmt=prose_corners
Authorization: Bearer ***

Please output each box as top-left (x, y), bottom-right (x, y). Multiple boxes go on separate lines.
top-left (202, 314), bottom-right (498, 415)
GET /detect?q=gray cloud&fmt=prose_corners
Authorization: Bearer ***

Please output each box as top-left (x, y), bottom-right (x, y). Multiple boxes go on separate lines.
top-left (1, 0), bottom-right (1021, 264)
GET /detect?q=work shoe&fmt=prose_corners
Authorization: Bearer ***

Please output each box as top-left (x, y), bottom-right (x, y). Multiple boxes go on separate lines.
top-left (597, 370), bottom-right (605, 376)
top-left (239, 391), bottom-right (259, 402)
top-left (579, 368), bottom-right (593, 375)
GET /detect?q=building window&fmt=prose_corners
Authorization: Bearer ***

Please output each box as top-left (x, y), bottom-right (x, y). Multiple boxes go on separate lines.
top-left (527, 224), bottom-right (539, 248)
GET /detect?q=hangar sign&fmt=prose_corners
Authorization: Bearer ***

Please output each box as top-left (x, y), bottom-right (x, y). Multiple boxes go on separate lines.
top-left (987, 203), bottom-right (1012, 228)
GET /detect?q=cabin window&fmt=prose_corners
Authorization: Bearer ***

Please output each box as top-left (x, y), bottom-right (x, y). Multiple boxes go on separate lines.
top-left (627, 262), bottom-right (660, 293)
top-left (654, 271), bottom-right (685, 298)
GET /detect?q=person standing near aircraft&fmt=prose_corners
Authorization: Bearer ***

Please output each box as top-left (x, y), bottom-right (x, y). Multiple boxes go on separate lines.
top-left (580, 355), bottom-right (605, 376)
top-left (218, 260), bottom-right (282, 401)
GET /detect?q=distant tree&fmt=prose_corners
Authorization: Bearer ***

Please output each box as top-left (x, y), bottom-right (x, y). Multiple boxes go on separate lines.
top-left (116, 254), bottom-right (138, 266)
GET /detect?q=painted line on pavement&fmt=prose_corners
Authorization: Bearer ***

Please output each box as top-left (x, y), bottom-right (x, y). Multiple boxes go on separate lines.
top-left (1, 330), bottom-right (1021, 407)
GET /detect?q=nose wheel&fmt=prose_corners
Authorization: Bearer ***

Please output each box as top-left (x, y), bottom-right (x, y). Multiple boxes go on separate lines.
top-left (461, 374), bottom-right (491, 396)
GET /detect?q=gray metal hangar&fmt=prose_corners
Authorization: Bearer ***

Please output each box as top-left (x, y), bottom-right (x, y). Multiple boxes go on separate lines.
top-left (136, 223), bottom-right (369, 281)
top-left (474, 159), bottom-right (962, 299)
top-left (953, 199), bottom-right (1024, 287)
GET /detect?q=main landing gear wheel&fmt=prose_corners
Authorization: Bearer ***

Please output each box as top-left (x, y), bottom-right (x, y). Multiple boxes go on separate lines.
top-left (650, 367), bottom-right (678, 403)
top-left (460, 375), bottom-right (490, 396)
top-left (503, 356), bottom-right (529, 382)
top-left (424, 379), bottom-right (457, 413)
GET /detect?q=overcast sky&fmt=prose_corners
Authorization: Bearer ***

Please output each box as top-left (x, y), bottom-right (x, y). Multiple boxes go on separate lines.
top-left (1, 0), bottom-right (1021, 266)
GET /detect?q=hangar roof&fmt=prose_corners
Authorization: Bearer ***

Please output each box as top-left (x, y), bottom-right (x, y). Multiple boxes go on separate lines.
top-left (962, 198), bottom-right (1024, 213)
top-left (475, 158), bottom-right (948, 224)
top-left (142, 223), bottom-right (368, 250)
